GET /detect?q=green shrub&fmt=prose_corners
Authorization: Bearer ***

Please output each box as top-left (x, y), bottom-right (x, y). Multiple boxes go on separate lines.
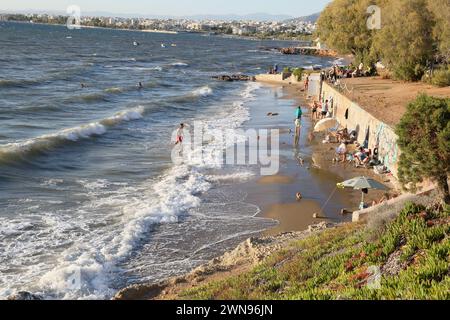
top-left (292, 68), bottom-right (304, 81)
top-left (431, 67), bottom-right (450, 87)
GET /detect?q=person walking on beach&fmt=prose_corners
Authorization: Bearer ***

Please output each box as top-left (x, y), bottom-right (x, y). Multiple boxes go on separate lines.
top-left (312, 101), bottom-right (319, 120)
top-left (294, 106), bottom-right (302, 146)
top-left (295, 106), bottom-right (303, 120)
top-left (304, 74), bottom-right (309, 92)
top-left (321, 100), bottom-right (329, 119)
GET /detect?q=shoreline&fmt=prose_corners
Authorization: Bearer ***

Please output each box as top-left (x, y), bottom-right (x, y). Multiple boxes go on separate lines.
top-left (114, 81), bottom-right (394, 300)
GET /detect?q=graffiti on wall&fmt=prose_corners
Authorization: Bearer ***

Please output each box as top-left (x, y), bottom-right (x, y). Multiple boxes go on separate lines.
top-left (375, 123), bottom-right (399, 168)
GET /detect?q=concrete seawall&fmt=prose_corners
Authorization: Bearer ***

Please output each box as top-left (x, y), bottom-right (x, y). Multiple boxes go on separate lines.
top-left (255, 73), bottom-right (400, 178)
top-left (321, 82), bottom-right (400, 178)
top-left (255, 73), bottom-right (302, 85)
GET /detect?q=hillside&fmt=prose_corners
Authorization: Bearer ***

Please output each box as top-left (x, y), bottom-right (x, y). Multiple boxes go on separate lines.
top-left (178, 201), bottom-right (449, 300)
top-left (284, 12), bottom-right (320, 24)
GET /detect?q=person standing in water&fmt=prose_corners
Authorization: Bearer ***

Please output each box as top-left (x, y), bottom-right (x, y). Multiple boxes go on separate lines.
top-left (175, 123), bottom-right (185, 145)
top-left (294, 106), bottom-right (302, 146)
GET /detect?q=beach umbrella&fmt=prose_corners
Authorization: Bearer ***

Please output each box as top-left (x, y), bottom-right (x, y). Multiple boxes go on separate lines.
top-left (314, 118), bottom-right (338, 132)
top-left (337, 176), bottom-right (388, 209)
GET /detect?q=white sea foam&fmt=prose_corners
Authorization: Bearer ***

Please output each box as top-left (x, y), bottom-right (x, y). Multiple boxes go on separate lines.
top-left (206, 171), bottom-right (255, 182)
top-left (170, 62), bottom-right (189, 67)
top-left (191, 86), bottom-right (213, 97)
top-left (0, 106), bottom-right (145, 158)
top-left (0, 82), bottom-right (262, 300)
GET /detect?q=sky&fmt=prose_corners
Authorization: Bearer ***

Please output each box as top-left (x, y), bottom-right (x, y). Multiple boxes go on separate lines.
top-left (0, 0), bottom-right (332, 17)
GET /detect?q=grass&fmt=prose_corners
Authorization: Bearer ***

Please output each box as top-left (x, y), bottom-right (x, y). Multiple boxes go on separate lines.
top-left (180, 202), bottom-right (449, 300)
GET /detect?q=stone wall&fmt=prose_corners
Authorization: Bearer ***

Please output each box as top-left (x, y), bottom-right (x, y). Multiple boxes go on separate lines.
top-left (254, 73), bottom-right (401, 177)
top-left (255, 73), bottom-right (301, 85)
top-left (321, 82), bottom-right (400, 177)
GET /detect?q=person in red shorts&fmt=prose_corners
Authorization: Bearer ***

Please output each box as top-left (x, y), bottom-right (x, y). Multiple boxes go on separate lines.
top-left (175, 123), bottom-right (185, 145)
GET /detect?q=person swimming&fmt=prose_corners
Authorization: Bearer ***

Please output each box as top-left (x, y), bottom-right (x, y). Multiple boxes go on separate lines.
top-left (138, 82), bottom-right (143, 89)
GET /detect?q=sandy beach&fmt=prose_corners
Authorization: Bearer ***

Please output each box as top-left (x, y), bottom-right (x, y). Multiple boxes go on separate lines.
top-left (114, 81), bottom-right (398, 300)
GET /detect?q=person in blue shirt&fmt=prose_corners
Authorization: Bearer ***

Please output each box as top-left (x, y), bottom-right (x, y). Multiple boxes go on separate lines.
top-left (295, 106), bottom-right (303, 119)
top-left (294, 106), bottom-right (302, 146)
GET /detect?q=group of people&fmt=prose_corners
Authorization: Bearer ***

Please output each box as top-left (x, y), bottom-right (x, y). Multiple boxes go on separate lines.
top-left (268, 64), bottom-right (279, 75)
top-left (311, 98), bottom-right (332, 120)
top-left (334, 138), bottom-right (380, 169)
top-left (321, 63), bottom-right (375, 85)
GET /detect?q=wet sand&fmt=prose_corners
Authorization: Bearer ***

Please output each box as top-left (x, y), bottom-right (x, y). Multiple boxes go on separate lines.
top-left (262, 201), bottom-right (324, 236)
top-left (244, 84), bottom-right (395, 235)
top-left (257, 175), bottom-right (295, 185)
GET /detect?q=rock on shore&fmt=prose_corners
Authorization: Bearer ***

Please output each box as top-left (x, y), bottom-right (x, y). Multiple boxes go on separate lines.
top-left (212, 74), bottom-right (256, 82)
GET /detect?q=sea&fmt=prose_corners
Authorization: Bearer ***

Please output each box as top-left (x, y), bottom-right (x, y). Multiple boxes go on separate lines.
top-left (0, 21), bottom-right (336, 299)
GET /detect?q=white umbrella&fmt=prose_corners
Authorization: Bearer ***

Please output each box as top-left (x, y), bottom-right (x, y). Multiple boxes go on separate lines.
top-left (338, 176), bottom-right (388, 209)
top-left (314, 118), bottom-right (338, 132)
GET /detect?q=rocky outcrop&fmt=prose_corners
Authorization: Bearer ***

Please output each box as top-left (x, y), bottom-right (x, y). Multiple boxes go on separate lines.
top-left (212, 74), bottom-right (256, 82)
top-left (279, 47), bottom-right (337, 57)
top-left (7, 291), bottom-right (43, 300)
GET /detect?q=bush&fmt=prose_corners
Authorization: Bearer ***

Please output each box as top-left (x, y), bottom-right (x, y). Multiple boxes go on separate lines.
top-left (292, 68), bottom-right (304, 81)
top-left (431, 66), bottom-right (450, 87)
top-left (283, 67), bottom-right (291, 74)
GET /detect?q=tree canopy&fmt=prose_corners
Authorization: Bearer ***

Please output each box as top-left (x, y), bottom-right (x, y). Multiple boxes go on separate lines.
top-left (316, 0), bottom-right (450, 81)
top-left (395, 94), bottom-right (450, 203)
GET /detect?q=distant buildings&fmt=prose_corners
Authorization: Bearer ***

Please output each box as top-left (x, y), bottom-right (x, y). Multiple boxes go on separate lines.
top-left (2, 13), bottom-right (316, 38)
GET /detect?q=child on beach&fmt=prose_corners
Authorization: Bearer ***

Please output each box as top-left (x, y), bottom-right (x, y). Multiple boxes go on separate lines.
top-left (312, 101), bottom-right (319, 120)
top-left (175, 123), bottom-right (185, 145)
top-left (304, 75), bottom-right (309, 91)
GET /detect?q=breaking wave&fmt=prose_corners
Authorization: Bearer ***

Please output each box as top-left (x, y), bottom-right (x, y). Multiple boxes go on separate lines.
top-left (0, 106), bottom-right (145, 162)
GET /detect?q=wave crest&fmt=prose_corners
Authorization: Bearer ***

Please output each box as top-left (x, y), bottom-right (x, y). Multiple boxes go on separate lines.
top-left (191, 86), bottom-right (213, 97)
top-left (0, 106), bottom-right (145, 161)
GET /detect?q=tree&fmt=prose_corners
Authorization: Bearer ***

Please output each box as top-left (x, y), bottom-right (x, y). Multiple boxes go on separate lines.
top-left (372, 0), bottom-right (434, 80)
top-left (316, 0), bottom-right (377, 65)
top-left (427, 0), bottom-right (450, 64)
top-left (396, 94), bottom-right (450, 203)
